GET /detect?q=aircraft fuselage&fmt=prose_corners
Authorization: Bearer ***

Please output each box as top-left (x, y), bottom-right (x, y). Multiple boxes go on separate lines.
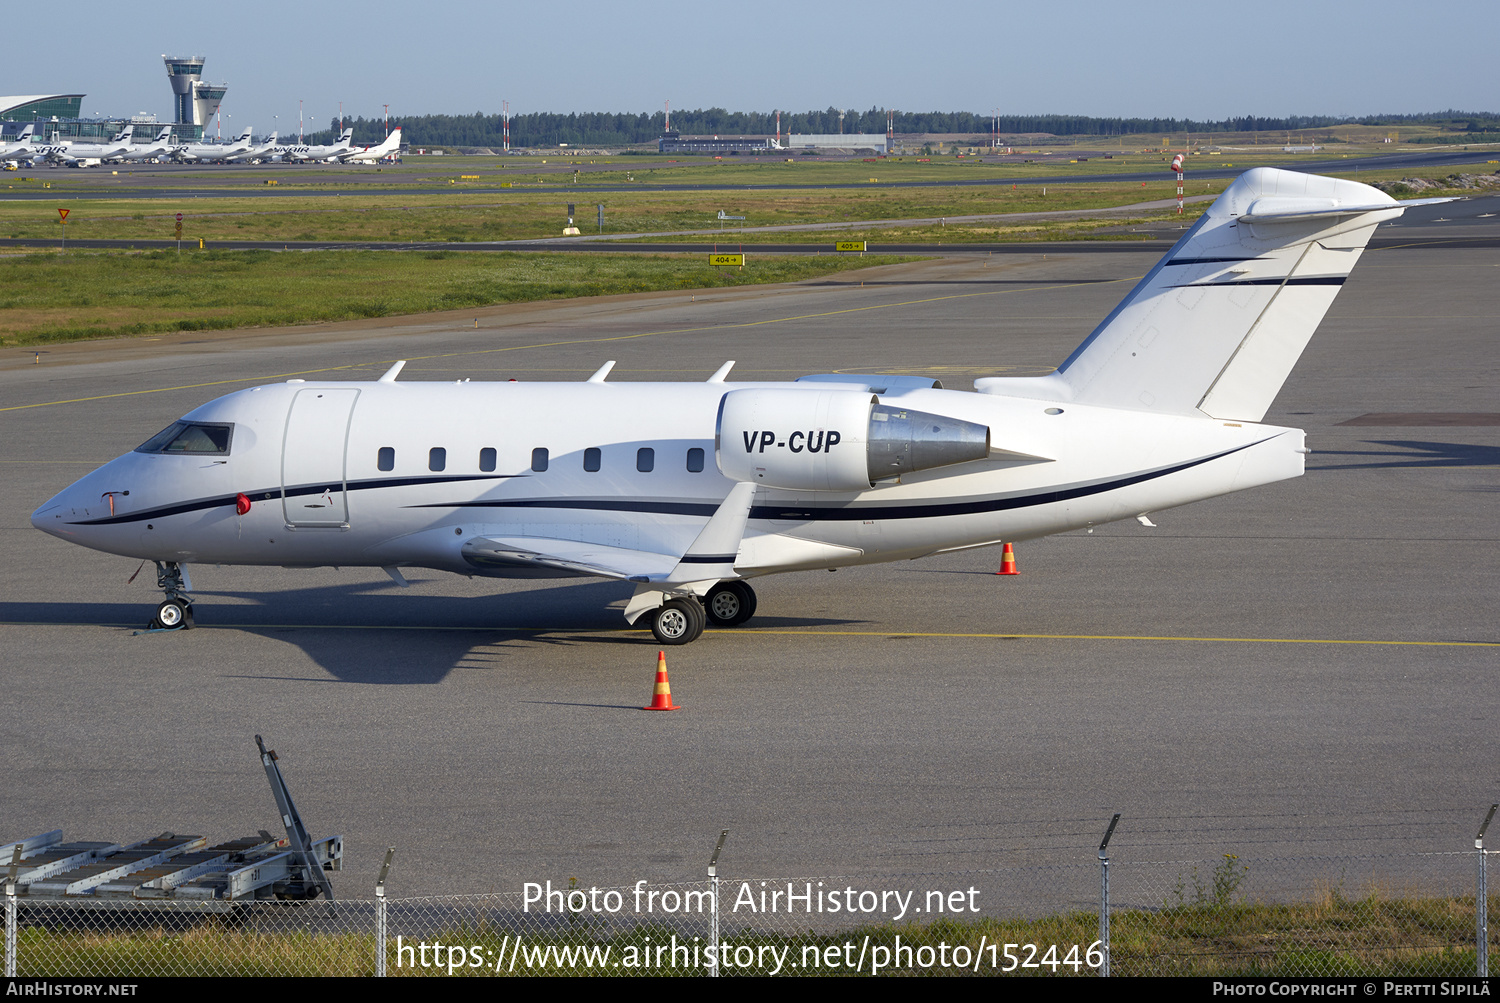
top-left (33, 378), bottom-right (1303, 580)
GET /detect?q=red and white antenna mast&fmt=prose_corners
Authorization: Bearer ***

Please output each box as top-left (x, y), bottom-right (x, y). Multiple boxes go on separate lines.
top-left (383, 104), bottom-right (389, 138)
top-left (502, 100), bottom-right (510, 152)
top-left (665, 100), bottom-right (670, 133)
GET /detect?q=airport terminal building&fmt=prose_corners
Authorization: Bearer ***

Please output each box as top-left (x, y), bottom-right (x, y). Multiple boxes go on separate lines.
top-left (1, 55), bottom-right (227, 144)
top-left (0, 95), bottom-right (85, 121)
top-left (658, 131), bottom-right (894, 155)
top-left (658, 133), bottom-right (779, 155)
top-left (786, 133), bottom-right (892, 154)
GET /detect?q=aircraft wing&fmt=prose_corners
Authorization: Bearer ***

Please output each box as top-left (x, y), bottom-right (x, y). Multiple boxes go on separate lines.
top-left (461, 536), bottom-right (682, 580)
top-left (460, 481), bottom-right (758, 584)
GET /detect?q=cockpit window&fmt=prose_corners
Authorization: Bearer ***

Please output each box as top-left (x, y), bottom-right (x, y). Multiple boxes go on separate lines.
top-left (135, 421), bottom-right (234, 455)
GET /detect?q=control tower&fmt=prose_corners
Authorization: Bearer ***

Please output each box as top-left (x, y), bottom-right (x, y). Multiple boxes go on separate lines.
top-left (163, 55), bottom-right (227, 137)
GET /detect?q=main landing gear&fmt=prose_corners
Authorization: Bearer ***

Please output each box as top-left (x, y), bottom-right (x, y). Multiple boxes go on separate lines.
top-left (647, 581), bottom-right (758, 646)
top-left (704, 580), bottom-right (756, 628)
top-left (149, 561), bottom-right (193, 630)
top-left (649, 598), bottom-right (704, 646)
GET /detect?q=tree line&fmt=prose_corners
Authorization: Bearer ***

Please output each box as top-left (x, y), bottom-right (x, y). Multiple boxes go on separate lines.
top-left (301, 108), bottom-right (1500, 149)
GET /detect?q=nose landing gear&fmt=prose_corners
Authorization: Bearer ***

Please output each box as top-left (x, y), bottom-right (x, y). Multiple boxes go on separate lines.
top-left (148, 561), bottom-right (194, 630)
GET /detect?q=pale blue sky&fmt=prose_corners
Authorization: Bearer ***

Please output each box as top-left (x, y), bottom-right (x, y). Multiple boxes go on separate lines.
top-left (5, 0), bottom-right (1488, 132)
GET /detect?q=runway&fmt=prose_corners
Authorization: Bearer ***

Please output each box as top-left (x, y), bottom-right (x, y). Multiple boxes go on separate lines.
top-left (1, 225), bottom-right (1496, 900)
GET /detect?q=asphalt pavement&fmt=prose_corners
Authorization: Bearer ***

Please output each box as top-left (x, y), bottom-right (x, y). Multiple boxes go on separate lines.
top-left (1, 213), bottom-right (1495, 903)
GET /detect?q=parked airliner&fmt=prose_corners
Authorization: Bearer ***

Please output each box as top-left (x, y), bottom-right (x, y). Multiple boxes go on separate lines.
top-left (31, 169), bottom-right (1450, 643)
top-left (172, 127), bottom-right (254, 163)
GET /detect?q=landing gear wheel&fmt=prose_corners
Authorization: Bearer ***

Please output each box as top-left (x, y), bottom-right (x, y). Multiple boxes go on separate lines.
top-left (704, 581), bottom-right (757, 627)
top-left (650, 598), bottom-right (705, 645)
top-left (152, 597), bottom-right (193, 630)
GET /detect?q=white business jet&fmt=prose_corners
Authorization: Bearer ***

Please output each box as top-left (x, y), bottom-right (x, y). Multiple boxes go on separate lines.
top-left (31, 168), bottom-right (1451, 643)
top-left (338, 127), bottom-right (402, 164)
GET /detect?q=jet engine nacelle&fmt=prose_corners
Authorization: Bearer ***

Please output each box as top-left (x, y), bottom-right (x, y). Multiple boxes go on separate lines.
top-left (715, 388), bottom-right (990, 491)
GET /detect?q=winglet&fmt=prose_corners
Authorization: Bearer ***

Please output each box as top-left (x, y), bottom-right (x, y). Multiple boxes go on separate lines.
top-left (378, 361), bottom-right (406, 383)
top-left (587, 361), bottom-right (616, 383)
top-left (664, 481), bottom-right (756, 584)
top-left (707, 361), bottom-right (735, 383)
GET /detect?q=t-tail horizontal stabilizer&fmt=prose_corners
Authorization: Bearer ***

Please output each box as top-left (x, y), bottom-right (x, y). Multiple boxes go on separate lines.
top-left (975, 167), bottom-right (1437, 423)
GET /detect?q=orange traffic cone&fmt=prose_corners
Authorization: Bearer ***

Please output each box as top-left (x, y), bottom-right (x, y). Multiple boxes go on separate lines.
top-left (995, 542), bottom-right (1020, 576)
top-left (642, 651), bottom-right (682, 711)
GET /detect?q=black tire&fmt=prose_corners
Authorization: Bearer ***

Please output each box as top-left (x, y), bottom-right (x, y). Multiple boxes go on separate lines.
top-left (651, 598), bottom-right (705, 645)
top-left (154, 598), bottom-right (191, 630)
top-left (704, 581), bottom-right (757, 627)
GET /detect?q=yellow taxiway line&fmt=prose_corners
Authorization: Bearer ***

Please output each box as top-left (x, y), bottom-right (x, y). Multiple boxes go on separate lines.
top-left (1, 622), bottom-right (1491, 647)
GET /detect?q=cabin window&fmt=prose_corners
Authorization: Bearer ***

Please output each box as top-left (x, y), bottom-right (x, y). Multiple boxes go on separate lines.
top-left (531, 448), bottom-right (549, 472)
top-left (377, 447), bottom-right (395, 471)
top-left (479, 447), bottom-right (496, 472)
top-left (583, 447), bottom-right (601, 472)
top-left (686, 447), bottom-right (705, 472)
top-left (429, 447), bottom-right (446, 472)
top-left (135, 421), bottom-right (234, 455)
top-left (637, 447), bottom-right (655, 472)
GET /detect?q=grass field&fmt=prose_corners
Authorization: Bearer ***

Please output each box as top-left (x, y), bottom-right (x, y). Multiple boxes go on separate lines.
top-left (2, 149), bottom-right (1491, 350)
top-left (0, 178), bottom-right (1230, 244)
top-left (5, 152), bottom-right (1492, 246)
top-left (0, 249), bottom-right (919, 348)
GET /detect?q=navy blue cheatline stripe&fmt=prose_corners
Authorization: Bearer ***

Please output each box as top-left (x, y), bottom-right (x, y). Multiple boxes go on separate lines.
top-left (1165, 256), bottom-right (1266, 266)
top-left (424, 498), bottom-right (719, 517)
top-left (678, 554), bottom-right (739, 564)
top-left (1172, 277), bottom-right (1346, 288)
top-left (429, 441), bottom-right (1270, 524)
top-left (68, 474), bottom-right (514, 526)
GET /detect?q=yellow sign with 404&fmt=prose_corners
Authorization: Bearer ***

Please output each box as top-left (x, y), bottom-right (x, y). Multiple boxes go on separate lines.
top-left (709, 253), bottom-right (745, 267)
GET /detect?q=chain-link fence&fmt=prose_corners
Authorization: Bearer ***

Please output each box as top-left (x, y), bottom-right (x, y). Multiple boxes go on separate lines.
top-left (5, 844), bottom-right (1494, 977)
top-left (1106, 853), bottom-right (1485, 977)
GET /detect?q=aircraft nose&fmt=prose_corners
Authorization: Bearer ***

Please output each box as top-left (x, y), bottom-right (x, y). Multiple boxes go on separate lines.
top-left (31, 492), bottom-right (71, 539)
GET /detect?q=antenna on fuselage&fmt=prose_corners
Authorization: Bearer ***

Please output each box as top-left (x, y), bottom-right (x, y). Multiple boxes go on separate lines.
top-left (377, 361), bottom-right (406, 383)
top-left (706, 361), bottom-right (735, 383)
top-left (586, 361), bottom-right (616, 383)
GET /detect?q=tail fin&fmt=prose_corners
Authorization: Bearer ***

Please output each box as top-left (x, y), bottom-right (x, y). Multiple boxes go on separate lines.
top-left (976, 168), bottom-right (1418, 422)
